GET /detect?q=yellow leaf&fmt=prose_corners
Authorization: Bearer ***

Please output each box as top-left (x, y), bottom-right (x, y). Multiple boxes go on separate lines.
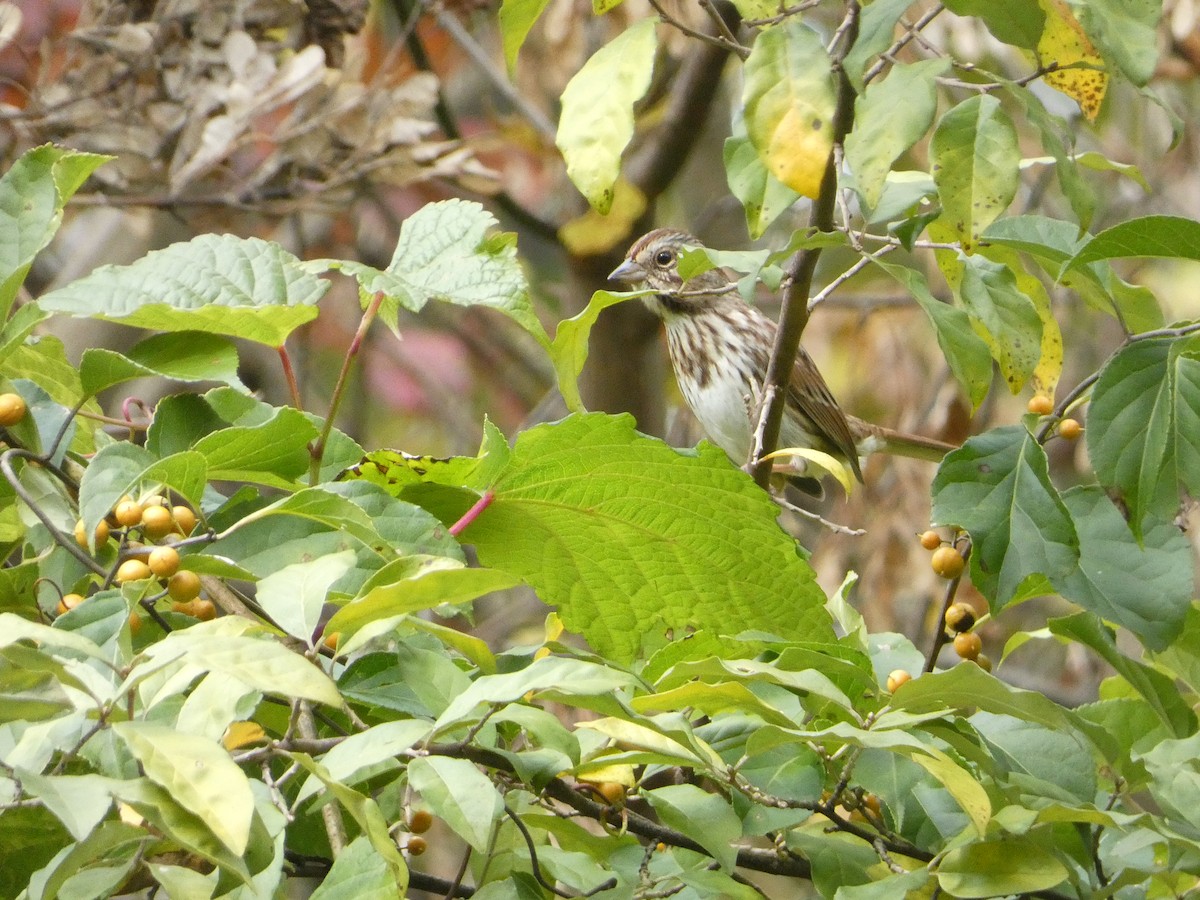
top-left (743, 22), bottom-right (836, 200)
top-left (760, 446), bottom-right (856, 495)
top-left (1038, 0), bottom-right (1107, 121)
top-left (558, 178), bottom-right (647, 256)
top-left (222, 720), bottom-right (266, 751)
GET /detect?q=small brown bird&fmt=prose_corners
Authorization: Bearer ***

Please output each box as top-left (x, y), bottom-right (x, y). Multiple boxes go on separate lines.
top-left (610, 228), bottom-right (953, 491)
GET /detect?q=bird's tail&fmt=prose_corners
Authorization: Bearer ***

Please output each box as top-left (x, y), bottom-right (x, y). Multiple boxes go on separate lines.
top-left (851, 419), bottom-right (957, 463)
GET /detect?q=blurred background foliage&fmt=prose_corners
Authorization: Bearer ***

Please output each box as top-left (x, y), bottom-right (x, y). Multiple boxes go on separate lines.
top-left (1, 0), bottom-right (1198, 700)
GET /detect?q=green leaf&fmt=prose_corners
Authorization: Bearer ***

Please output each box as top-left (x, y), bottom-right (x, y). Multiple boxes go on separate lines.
top-left (498, 0), bottom-right (552, 71)
top-left (458, 413), bottom-right (836, 663)
top-left (13, 772), bottom-right (115, 841)
top-left (194, 405), bottom-right (317, 487)
top-left (112, 721), bottom-right (254, 856)
top-left (139, 622), bottom-right (342, 706)
top-left (723, 133), bottom-right (801, 240)
top-left (941, 0), bottom-right (1045, 48)
top-left (353, 200), bottom-right (545, 342)
top-left (1068, 215), bottom-right (1200, 268)
top-left (296, 720), bottom-right (431, 803)
top-left (1048, 612), bottom-right (1196, 737)
top-left (646, 785), bottom-right (742, 871)
top-left (1054, 486), bottom-right (1193, 651)
top-left (38, 234), bottom-right (328, 346)
top-left (932, 426), bottom-right (1078, 607)
top-left (328, 557), bottom-right (519, 648)
top-left (872, 259), bottom-right (992, 408)
top-left (842, 0), bottom-right (918, 89)
top-left (845, 60), bottom-right (948, 209)
top-left (79, 332), bottom-right (245, 397)
top-left (556, 18), bottom-right (657, 214)
top-left (1074, 0), bottom-right (1160, 86)
top-left (309, 835), bottom-right (401, 900)
top-left (0, 145), bottom-right (110, 319)
top-left (1086, 338), bottom-right (1200, 535)
top-left (742, 20), bottom-right (836, 200)
top-left (970, 711), bottom-right (1096, 802)
top-left (4, 337), bottom-right (101, 455)
top-left (1137, 732), bottom-right (1200, 834)
top-left (256, 549), bottom-right (356, 644)
top-left (0, 302), bottom-right (49, 367)
top-left (407, 756), bottom-right (504, 853)
top-left (937, 836), bottom-right (1068, 897)
top-left (930, 95), bottom-right (1020, 251)
top-left (958, 254), bottom-right (1043, 393)
top-left (549, 289), bottom-right (642, 413)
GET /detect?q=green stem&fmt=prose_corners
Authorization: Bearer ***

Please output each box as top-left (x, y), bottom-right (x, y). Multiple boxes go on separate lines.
top-left (309, 291), bottom-right (384, 485)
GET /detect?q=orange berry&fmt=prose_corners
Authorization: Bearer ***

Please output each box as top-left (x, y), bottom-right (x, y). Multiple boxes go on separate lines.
top-left (944, 602), bottom-right (976, 634)
top-left (931, 546), bottom-right (965, 579)
top-left (191, 599), bottom-right (216, 621)
top-left (1059, 418), bottom-right (1083, 440)
top-left (166, 570), bottom-right (201, 602)
top-left (116, 559), bottom-right (152, 583)
top-left (141, 505), bottom-right (174, 540)
top-left (0, 392), bottom-right (26, 426)
top-left (171, 505), bottom-right (198, 535)
top-left (114, 500), bottom-right (144, 528)
top-left (595, 782), bottom-right (626, 805)
top-left (1027, 395), bottom-right (1054, 416)
top-left (886, 669), bottom-right (911, 692)
top-left (919, 530), bottom-right (942, 551)
top-left (171, 600), bottom-right (196, 617)
top-left (408, 809), bottom-right (433, 834)
top-left (953, 631), bottom-right (982, 661)
top-left (406, 836), bottom-right (427, 856)
top-left (56, 592), bottom-right (86, 615)
top-left (147, 546), bottom-right (180, 578)
top-left (323, 630), bottom-right (340, 651)
top-left (128, 612), bottom-right (142, 635)
top-left (75, 519), bottom-right (111, 549)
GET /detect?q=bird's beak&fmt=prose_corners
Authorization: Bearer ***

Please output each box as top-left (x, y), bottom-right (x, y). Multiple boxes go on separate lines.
top-left (608, 258), bottom-right (644, 284)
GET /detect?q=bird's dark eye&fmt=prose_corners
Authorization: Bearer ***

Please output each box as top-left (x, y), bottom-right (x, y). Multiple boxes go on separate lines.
top-left (654, 249), bottom-right (674, 267)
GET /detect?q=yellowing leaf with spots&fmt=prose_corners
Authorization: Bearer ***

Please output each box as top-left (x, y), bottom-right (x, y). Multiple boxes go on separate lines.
top-left (1038, 0), bottom-right (1107, 121)
top-left (743, 21), bottom-right (836, 200)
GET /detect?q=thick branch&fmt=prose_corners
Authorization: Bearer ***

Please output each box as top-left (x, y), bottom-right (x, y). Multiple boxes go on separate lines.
top-left (750, 3), bottom-right (860, 487)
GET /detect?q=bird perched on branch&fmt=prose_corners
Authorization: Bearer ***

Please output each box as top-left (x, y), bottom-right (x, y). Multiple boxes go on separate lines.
top-left (610, 228), bottom-right (954, 493)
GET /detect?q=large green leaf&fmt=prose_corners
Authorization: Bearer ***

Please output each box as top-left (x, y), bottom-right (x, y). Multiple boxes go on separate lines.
top-left (38, 234), bottom-right (328, 346)
top-left (742, 20), bottom-right (836, 199)
top-left (256, 550), bottom-right (356, 644)
top-left (930, 95), bottom-right (1020, 251)
top-left (958, 254), bottom-right (1043, 393)
top-left (407, 756), bottom-right (503, 853)
top-left (193, 406), bottom-right (317, 487)
top-left (932, 426), bottom-right (1078, 607)
top-left (1053, 486), bottom-right (1193, 651)
top-left (1086, 338), bottom-right (1200, 535)
top-left (845, 60), bottom-right (948, 209)
top-left (1068, 215), bottom-right (1200, 268)
top-left (556, 19), bottom-right (657, 214)
top-left (79, 332), bottom-right (245, 397)
top-left (723, 133), bottom-right (802, 240)
top-left (644, 784), bottom-right (741, 871)
top-left (549, 289), bottom-right (642, 413)
top-left (456, 414), bottom-right (836, 662)
top-left (0, 146), bottom-right (110, 320)
top-left (498, 0), bottom-right (553, 72)
top-left (1073, 0), bottom-right (1161, 86)
top-left (937, 836), bottom-right (1068, 897)
top-left (112, 721), bottom-right (254, 856)
top-left (941, 0), bottom-right (1044, 49)
top-left (309, 835), bottom-right (401, 900)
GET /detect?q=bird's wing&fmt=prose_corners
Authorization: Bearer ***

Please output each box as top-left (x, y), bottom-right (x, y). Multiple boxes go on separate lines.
top-left (786, 348), bottom-right (864, 482)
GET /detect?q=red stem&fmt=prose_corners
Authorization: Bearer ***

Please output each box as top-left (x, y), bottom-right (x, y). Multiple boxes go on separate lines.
top-left (449, 490), bottom-right (495, 537)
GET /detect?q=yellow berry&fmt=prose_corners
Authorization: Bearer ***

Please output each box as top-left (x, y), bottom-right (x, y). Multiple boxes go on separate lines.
top-left (171, 505), bottom-right (198, 535)
top-left (886, 669), bottom-right (911, 692)
top-left (141, 505), bottom-right (174, 540)
top-left (954, 631), bottom-right (982, 661)
top-left (931, 546), bottom-right (965, 579)
top-left (1059, 418), bottom-right (1083, 440)
top-left (115, 559), bottom-right (152, 583)
top-left (114, 500), bottom-right (144, 528)
top-left (191, 598), bottom-right (217, 621)
top-left (147, 546), bottom-right (180, 578)
top-left (406, 836), bottom-right (427, 856)
top-left (944, 602), bottom-right (976, 634)
top-left (171, 600), bottom-right (196, 617)
top-left (972, 653), bottom-right (993, 673)
top-left (595, 782), bottom-right (626, 805)
top-left (408, 809), bottom-right (433, 834)
top-left (0, 392), bottom-right (26, 426)
top-left (167, 570), bottom-right (202, 603)
top-left (56, 592), bottom-right (86, 615)
top-left (919, 530), bottom-right (942, 551)
top-left (128, 612), bottom-right (142, 635)
top-left (1027, 395), bottom-right (1054, 416)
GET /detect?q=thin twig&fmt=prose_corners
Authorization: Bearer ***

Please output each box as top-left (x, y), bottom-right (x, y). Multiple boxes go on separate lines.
top-left (862, 3), bottom-right (944, 85)
top-left (298, 702), bottom-right (347, 854)
top-left (647, 0), bottom-right (750, 59)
